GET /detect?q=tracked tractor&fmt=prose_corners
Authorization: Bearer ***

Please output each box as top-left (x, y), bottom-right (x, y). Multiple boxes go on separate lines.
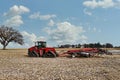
top-left (28, 41), bottom-right (58, 57)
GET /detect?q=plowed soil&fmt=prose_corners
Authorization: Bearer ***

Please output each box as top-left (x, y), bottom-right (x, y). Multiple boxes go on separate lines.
top-left (0, 49), bottom-right (120, 80)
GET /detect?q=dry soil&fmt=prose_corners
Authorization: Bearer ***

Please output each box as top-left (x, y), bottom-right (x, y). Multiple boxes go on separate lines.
top-left (0, 49), bottom-right (120, 80)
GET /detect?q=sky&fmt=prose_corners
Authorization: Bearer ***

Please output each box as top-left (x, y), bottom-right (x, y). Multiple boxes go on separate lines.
top-left (0, 0), bottom-right (120, 48)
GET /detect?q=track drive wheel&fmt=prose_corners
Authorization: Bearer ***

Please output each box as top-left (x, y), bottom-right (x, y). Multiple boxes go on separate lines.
top-left (31, 51), bottom-right (39, 57)
top-left (43, 51), bottom-right (56, 58)
top-left (28, 51), bottom-right (32, 57)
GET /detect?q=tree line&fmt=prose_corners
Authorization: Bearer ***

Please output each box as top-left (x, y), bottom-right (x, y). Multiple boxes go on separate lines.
top-left (58, 42), bottom-right (113, 48)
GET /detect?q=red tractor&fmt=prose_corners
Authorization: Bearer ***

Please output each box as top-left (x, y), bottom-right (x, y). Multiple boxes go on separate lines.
top-left (28, 41), bottom-right (58, 57)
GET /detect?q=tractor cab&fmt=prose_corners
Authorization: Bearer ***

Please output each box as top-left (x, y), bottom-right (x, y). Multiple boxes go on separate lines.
top-left (35, 41), bottom-right (46, 48)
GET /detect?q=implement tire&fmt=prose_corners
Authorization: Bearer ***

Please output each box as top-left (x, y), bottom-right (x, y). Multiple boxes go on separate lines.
top-left (71, 52), bottom-right (77, 58)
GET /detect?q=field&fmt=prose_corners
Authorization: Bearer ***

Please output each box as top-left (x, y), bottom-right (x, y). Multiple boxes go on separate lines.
top-left (0, 49), bottom-right (120, 80)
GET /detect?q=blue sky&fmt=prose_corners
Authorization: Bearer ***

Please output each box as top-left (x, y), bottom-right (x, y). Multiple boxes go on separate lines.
top-left (0, 0), bottom-right (120, 48)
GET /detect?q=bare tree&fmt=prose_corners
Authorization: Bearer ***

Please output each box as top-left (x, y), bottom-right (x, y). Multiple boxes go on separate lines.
top-left (0, 25), bottom-right (24, 50)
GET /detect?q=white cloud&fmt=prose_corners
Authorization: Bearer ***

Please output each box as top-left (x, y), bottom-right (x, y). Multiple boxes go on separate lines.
top-left (83, 0), bottom-right (116, 9)
top-left (29, 12), bottom-right (56, 20)
top-left (4, 5), bottom-right (30, 17)
top-left (22, 31), bottom-right (37, 42)
top-left (80, 35), bottom-right (88, 40)
top-left (4, 15), bottom-right (23, 27)
top-left (21, 31), bottom-right (46, 48)
top-left (48, 19), bottom-right (55, 26)
top-left (45, 21), bottom-right (87, 44)
top-left (83, 8), bottom-right (92, 16)
top-left (3, 5), bottom-right (30, 27)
